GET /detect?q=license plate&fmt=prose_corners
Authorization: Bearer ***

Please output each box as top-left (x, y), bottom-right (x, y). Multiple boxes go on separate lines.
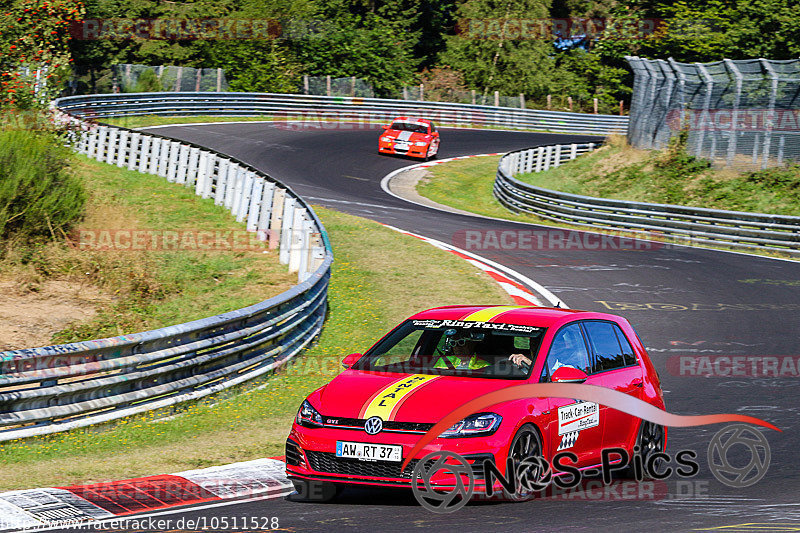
top-left (336, 441), bottom-right (402, 462)
top-left (394, 142), bottom-right (410, 149)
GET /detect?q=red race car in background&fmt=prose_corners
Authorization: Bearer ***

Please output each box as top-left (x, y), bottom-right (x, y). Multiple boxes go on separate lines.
top-left (378, 117), bottom-right (440, 160)
top-left (286, 305), bottom-right (667, 500)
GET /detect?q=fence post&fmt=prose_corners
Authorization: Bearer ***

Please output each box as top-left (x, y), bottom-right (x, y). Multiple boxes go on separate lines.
top-left (570, 143), bottom-right (578, 160)
top-left (86, 127), bottom-right (98, 158)
top-left (175, 66), bottom-right (182, 91)
top-left (534, 147), bottom-right (544, 172)
top-left (216, 68), bottom-right (222, 92)
top-left (547, 94), bottom-right (551, 109)
top-left (223, 163), bottom-right (239, 208)
top-left (288, 208), bottom-right (306, 273)
top-left (420, 83), bottom-right (424, 101)
top-left (761, 59), bottom-right (779, 170)
top-left (494, 91), bottom-right (499, 107)
top-left (303, 75), bottom-right (309, 95)
top-left (519, 93), bottom-right (525, 108)
top-left (402, 86), bottom-right (408, 100)
top-left (326, 75), bottom-right (331, 96)
top-left (723, 59), bottom-right (743, 166)
top-left (195, 69), bottom-right (202, 91)
top-left (593, 98), bottom-right (598, 114)
top-left (567, 97), bottom-right (573, 111)
top-left (695, 63), bottom-right (714, 158)
top-left (553, 144), bottom-right (562, 166)
top-left (104, 128), bottom-right (118, 165)
top-left (351, 76), bottom-right (356, 97)
top-left (543, 145), bottom-right (553, 170)
top-left (471, 89), bottom-right (476, 105)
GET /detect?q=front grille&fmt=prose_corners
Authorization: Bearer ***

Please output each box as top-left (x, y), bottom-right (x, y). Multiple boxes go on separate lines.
top-left (286, 438), bottom-right (303, 466)
top-left (306, 450), bottom-right (419, 479)
top-left (322, 417), bottom-right (434, 434)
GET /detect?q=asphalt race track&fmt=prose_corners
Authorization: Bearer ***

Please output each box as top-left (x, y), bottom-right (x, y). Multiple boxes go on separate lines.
top-left (64, 122), bottom-right (800, 532)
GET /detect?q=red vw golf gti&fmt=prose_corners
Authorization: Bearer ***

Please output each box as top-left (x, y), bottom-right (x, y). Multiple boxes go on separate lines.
top-left (286, 305), bottom-right (666, 498)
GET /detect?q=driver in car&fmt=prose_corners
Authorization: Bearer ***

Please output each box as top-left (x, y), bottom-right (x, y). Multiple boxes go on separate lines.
top-left (433, 330), bottom-right (490, 370)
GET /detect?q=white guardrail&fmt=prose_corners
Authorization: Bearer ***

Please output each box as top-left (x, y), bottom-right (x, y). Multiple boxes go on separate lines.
top-left (0, 102), bottom-right (333, 442)
top-left (495, 143), bottom-right (800, 255)
top-left (54, 92), bottom-right (629, 135)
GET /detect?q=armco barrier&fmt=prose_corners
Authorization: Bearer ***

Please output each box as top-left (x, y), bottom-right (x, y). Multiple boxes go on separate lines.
top-left (0, 107), bottom-right (333, 442)
top-left (494, 143), bottom-right (800, 255)
top-left (54, 92), bottom-right (628, 135)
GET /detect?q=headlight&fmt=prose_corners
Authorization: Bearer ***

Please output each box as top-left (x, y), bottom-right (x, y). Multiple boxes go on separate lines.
top-left (380, 136), bottom-right (393, 142)
top-left (296, 399), bottom-right (323, 428)
top-left (440, 412), bottom-right (502, 438)
top-left (414, 141), bottom-right (428, 146)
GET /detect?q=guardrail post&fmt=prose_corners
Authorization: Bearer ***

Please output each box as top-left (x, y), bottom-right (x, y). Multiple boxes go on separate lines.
top-left (116, 130), bottom-right (129, 167)
top-left (185, 146), bottom-right (200, 186)
top-left (77, 129), bottom-right (89, 154)
top-left (176, 144), bottom-right (189, 183)
top-left (95, 126), bottom-right (108, 162)
top-left (86, 127), bottom-right (98, 158)
top-left (105, 128), bottom-right (118, 164)
top-left (247, 177), bottom-right (265, 231)
top-left (157, 140), bottom-right (171, 178)
top-left (166, 141), bottom-right (180, 182)
top-left (296, 217), bottom-right (312, 280)
top-left (543, 145), bottom-right (553, 170)
top-left (223, 163), bottom-right (239, 208)
top-left (236, 171), bottom-right (255, 222)
top-left (279, 197), bottom-right (296, 264)
top-left (288, 208), bottom-right (306, 273)
top-left (570, 143), bottom-right (578, 160)
top-left (525, 148), bottom-right (534, 173)
top-left (195, 151), bottom-right (209, 195)
top-left (534, 147), bottom-right (544, 172)
top-left (127, 132), bottom-right (141, 170)
top-left (201, 153), bottom-right (217, 198)
top-left (269, 188), bottom-right (286, 249)
top-left (257, 181), bottom-right (275, 241)
top-left (553, 144), bottom-right (562, 167)
top-left (215, 159), bottom-right (230, 204)
top-left (138, 135), bottom-right (151, 172)
top-left (148, 137), bottom-right (162, 175)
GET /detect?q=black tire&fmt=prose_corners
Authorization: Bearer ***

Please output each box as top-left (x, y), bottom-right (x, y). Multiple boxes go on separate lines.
top-left (624, 421), bottom-right (666, 479)
top-left (505, 424), bottom-right (547, 501)
top-left (289, 479), bottom-right (341, 503)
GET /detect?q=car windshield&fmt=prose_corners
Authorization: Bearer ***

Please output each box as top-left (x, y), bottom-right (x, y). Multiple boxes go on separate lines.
top-left (390, 122), bottom-right (428, 133)
top-left (355, 319), bottom-right (546, 379)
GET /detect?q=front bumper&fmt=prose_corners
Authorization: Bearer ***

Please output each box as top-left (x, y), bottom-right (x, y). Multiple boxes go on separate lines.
top-left (378, 141), bottom-right (429, 159)
top-left (286, 423), bottom-right (506, 490)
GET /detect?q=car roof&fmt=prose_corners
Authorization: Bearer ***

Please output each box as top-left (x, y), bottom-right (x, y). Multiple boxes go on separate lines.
top-left (408, 305), bottom-right (623, 329)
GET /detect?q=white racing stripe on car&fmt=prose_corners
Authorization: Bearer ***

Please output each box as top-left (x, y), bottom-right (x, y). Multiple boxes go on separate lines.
top-left (397, 131), bottom-right (413, 142)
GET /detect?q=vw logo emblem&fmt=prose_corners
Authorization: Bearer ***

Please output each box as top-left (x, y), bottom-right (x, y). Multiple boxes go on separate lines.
top-left (364, 416), bottom-right (383, 435)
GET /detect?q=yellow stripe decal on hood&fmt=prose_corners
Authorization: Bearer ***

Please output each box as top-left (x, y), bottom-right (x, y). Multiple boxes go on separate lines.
top-left (361, 374), bottom-right (439, 420)
top-left (462, 305), bottom-right (529, 322)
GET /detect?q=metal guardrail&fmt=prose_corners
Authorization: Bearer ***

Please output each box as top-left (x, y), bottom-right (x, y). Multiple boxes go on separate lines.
top-left (494, 143), bottom-right (800, 255)
top-left (55, 92), bottom-right (629, 135)
top-left (0, 105), bottom-right (334, 442)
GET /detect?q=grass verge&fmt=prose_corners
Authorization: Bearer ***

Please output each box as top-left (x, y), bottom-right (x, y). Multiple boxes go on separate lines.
top-left (0, 206), bottom-right (511, 489)
top-left (0, 154), bottom-right (297, 344)
top-left (416, 142), bottom-right (798, 260)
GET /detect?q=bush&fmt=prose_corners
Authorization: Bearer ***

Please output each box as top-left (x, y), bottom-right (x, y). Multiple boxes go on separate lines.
top-left (0, 129), bottom-right (85, 242)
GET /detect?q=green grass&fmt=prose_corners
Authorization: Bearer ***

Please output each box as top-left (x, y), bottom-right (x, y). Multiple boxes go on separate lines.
top-left (513, 137), bottom-right (800, 216)
top-left (10, 155), bottom-right (297, 343)
top-left (0, 206), bottom-right (511, 489)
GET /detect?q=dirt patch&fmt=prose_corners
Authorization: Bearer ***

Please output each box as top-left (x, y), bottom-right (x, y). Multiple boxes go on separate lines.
top-left (0, 279), bottom-right (112, 351)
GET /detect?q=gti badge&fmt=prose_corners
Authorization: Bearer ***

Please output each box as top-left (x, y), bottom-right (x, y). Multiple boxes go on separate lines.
top-left (364, 416), bottom-right (383, 435)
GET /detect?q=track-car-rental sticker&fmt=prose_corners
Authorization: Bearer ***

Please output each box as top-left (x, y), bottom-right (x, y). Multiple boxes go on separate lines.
top-left (557, 401), bottom-right (599, 450)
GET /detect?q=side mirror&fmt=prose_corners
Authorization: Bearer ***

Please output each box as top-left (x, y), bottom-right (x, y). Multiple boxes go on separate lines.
top-left (551, 366), bottom-right (588, 383)
top-left (342, 353), bottom-right (362, 369)
top-left (381, 124), bottom-right (389, 130)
